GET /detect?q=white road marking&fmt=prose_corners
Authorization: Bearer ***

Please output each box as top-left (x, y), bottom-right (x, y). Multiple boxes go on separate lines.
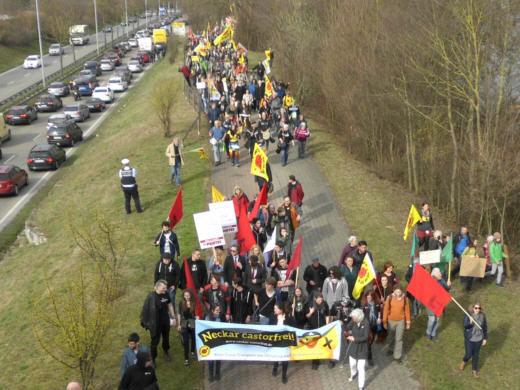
top-left (24, 73), bottom-right (32, 78)
top-left (32, 134), bottom-right (41, 142)
top-left (4, 154), bottom-right (15, 163)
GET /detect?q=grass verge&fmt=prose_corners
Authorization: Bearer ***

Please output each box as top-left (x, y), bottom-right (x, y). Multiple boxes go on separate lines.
top-left (0, 51), bottom-right (208, 389)
top-left (0, 42), bottom-right (46, 74)
top-left (307, 117), bottom-right (519, 389)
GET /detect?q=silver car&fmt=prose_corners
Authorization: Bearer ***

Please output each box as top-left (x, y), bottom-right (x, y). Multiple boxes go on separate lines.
top-left (128, 60), bottom-right (143, 73)
top-left (63, 104), bottom-right (90, 122)
top-left (100, 59), bottom-right (115, 71)
top-left (49, 43), bottom-right (64, 56)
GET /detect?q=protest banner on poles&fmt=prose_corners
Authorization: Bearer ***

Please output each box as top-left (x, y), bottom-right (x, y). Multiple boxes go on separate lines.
top-left (209, 200), bottom-right (237, 234)
top-left (195, 320), bottom-right (342, 362)
top-left (193, 211), bottom-right (225, 249)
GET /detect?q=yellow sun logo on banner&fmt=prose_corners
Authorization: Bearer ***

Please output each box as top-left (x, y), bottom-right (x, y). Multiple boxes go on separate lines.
top-left (199, 345), bottom-right (211, 357)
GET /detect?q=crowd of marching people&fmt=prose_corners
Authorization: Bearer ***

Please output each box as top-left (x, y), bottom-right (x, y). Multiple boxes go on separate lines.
top-left (117, 21), bottom-right (504, 390)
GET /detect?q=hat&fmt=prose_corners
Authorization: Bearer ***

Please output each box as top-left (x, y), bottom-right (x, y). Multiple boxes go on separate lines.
top-left (121, 158), bottom-right (130, 165)
top-left (312, 256), bottom-right (319, 262)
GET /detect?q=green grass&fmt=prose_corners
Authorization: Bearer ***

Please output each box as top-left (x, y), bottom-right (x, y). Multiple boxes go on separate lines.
top-left (0, 52), bottom-right (208, 389)
top-left (308, 117), bottom-right (520, 389)
top-left (0, 41), bottom-right (46, 73)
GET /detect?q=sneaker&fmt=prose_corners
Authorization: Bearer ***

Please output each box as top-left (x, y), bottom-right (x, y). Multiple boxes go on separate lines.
top-left (282, 376), bottom-right (288, 384)
top-left (432, 336), bottom-right (439, 342)
top-left (184, 359), bottom-right (189, 366)
top-left (459, 361), bottom-right (465, 371)
top-left (164, 352), bottom-right (171, 362)
top-left (328, 361), bottom-right (336, 369)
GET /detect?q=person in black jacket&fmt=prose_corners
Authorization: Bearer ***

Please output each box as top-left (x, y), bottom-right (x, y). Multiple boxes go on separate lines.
top-left (154, 254), bottom-right (180, 314)
top-left (243, 255), bottom-right (266, 294)
top-left (202, 275), bottom-right (231, 322)
top-left (306, 292), bottom-right (330, 370)
top-left (223, 245), bottom-right (246, 287)
top-left (350, 241), bottom-right (374, 269)
top-left (179, 249), bottom-right (208, 294)
top-left (154, 221), bottom-right (180, 260)
top-left (251, 218), bottom-right (267, 250)
top-left (230, 277), bottom-right (254, 323)
top-left (140, 280), bottom-right (176, 364)
top-left (346, 308), bottom-right (370, 390)
top-left (269, 302), bottom-right (296, 384)
top-left (303, 256), bottom-right (327, 295)
top-left (118, 351), bottom-right (158, 390)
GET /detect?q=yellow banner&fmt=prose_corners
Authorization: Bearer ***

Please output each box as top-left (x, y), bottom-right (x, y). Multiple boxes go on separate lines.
top-left (403, 204), bottom-right (421, 240)
top-left (212, 186), bottom-right (225, 203)
top-left (352, 255), bottom-right (376, 299)
top-left (250, 143), bottom-right (269, 181)
top-left (214, 24), bottom-right (233, 46)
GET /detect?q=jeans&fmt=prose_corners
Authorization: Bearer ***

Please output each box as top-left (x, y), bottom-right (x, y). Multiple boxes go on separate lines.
top-left (281, 147), bottom-right (289, 166)
top-left (487, 262), bottom-right (504, 284)
top-left (181, 327), bottom-right (195, 360)
top-left (349, 356), bottom-right (366, 389)
top-left (297, 140), bottom-right (306, 158)
top-left (208, 360), bottom-right (221, 378)
top-left (169, 164), bottom-right (181, 185)
top-left (258, 315), bottom-right (270, 325)
top-left (387, 319), bottom-right (405, 360)
top-left (212, 142), bottom-right (222, 163)
top-left (463, 338), bottom-right (482, 372)
top-left (426, 315), bottom-right (439, 338)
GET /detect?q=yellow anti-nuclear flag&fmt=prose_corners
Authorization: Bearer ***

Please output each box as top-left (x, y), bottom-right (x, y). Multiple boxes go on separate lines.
top-left (264, 74), bottom-right (274, 98)
top-left (212, 186), bottom-right (225, 203)
top-left (251, 143), bottom-right (269, 181)
top-left (352, 254), bottom-right (377, 299)
top-left (403, 204), bottom-right (421, 240)
top-left (265, 49), bottom-right (272, 60)
top-left (213, 24), bottom-right (233, 46)
top-left (189, 147), bottom-right (208, 159)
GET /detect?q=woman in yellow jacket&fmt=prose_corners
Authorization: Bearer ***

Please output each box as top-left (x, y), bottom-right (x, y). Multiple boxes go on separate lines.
top-left (165, 137), bottom-right (184, 185)
top-left (227, 124), bottom-right (242, 167)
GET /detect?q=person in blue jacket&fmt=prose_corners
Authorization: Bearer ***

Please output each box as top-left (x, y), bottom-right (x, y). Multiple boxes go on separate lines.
top-left (154, 221), bottom-right (180, 260)
top-left (120, 333), bottom-right (149, 377)
top-left (460, 302), bottom-right (488, 378)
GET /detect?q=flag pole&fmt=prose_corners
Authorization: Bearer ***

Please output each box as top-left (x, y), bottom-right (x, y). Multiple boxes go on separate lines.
top-left (448, 261), bottom-right (452, 284)
top-left (292, 266), bottom-right (300, 316)
top-left (450, 297), bottom-right (482, 330)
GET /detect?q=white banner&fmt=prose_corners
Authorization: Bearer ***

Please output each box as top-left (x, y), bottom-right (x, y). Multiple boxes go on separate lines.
top-left (193, 211), bottom-right (225, 249)
top-left (209, 200), bottom-right (237, 233)
top-left (419, 249), bottom-right (441, 265)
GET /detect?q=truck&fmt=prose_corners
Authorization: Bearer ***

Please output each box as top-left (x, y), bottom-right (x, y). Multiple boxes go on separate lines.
top-left (137, 37), bottom-right (153, 52)
top-left (69, 25), bottom-right (89, 46)
top-left (153, 29), bottom-right (167, 45)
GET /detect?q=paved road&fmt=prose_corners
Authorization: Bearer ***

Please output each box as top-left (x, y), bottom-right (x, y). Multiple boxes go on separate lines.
top-left (204, 132), bottom-right (422, 389)
top-left (0, 17), bottom-right (156, 102)
top-left (0, 45), bottom-right (159, 233)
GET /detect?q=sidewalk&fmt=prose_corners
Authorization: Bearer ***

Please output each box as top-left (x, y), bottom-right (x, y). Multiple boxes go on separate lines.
top-left (206, 142), bottom-right (421, 389)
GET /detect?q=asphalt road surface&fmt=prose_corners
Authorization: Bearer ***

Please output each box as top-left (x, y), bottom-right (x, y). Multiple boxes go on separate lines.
top-left (0, 44), bottom-right (158, 233)
top-left (0, 17), bottom-right (157, 102)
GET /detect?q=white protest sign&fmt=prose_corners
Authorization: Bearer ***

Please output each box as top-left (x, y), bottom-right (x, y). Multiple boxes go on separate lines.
top-left (208, 200), bottom-right (237, 234)
top-left (193, 211), bottom-right (225, 249)
top-left (419, 249), bottom-right (441, 265)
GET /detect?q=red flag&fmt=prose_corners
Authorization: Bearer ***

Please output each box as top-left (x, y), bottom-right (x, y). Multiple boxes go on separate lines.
top-left (407, 264), bottom-right (451, 317)
top-left (285, 237), bottom-right (302, 281)
top-left (184, 255), bottom-right (203, 318)
top-left (236, 200), bottom-right (256, 255)
top-left (169, 186), bottom-right (183, 229)
top-left (248, 182), bottom-right (268, 222)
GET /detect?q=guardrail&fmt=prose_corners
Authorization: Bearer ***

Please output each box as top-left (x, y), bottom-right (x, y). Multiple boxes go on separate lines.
top-left (0, 22), bottom-right (151, 112)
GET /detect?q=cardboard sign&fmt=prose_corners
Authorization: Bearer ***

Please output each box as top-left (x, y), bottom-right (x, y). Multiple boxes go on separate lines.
top-left (208, 200), bottom-right (237, 234)
top-left (419, 249), bottom-right (441, 265)
top-left (460, 256), bottom-right (487, 278)
top-left (193, 211), bottom-right (225, 249)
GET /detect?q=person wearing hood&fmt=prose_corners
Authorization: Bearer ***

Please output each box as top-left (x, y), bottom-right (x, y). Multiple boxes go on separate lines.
top-left (118, 351), bottom-right (159, 390)
top-left (154, 253), bottom-right (181, 314)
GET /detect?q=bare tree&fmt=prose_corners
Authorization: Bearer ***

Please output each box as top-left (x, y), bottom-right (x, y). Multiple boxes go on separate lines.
top-left (152, 77), bottom-right (179, 137)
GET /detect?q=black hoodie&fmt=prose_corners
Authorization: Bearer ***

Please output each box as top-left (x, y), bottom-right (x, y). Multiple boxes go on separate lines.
top-left (118, 351), bottom-right (158, 390)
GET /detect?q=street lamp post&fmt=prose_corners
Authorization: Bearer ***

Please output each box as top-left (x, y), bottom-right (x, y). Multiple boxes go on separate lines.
top-left (93, 0), bottom-right (99, 54)
top-left (35, 0), bottom-right (46, 87)
top-left (124, 0), bottom-right (129, 38)
top-left (145, 0), bottom-right (148, 28)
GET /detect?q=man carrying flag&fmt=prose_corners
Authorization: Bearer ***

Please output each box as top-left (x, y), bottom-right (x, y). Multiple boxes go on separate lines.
top-left (248, 182), bottom-right (268, 222)
top-left (403, 204), bottom-right (421, 240)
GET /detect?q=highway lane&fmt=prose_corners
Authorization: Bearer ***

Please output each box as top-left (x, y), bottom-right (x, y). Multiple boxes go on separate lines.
top-left (0, 45), bottom-right (156, 233)
top-left (0, 17), bottom-right (157, 102)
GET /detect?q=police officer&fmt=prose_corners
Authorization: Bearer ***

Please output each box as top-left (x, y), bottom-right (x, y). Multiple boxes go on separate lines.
top-left (119, 158), bottom-right (143, 214)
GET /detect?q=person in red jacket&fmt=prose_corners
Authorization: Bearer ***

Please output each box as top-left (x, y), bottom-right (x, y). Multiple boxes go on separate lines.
top-left (287, 175), bottom-right (304, 207)
top-left (179, 65), bottom-right (191, 86)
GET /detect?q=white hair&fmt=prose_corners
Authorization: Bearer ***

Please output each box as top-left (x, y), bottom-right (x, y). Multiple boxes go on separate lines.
top-left (434, 230), bottom-right (442, 237)
top-left (348, 235), bottom-right (357, 243)
top-left (350, 308), bottom-right (364, 322)
top-left (487, 235), bottom-right (494, 243)
top-left (431, 267), bottom-right (442, 279)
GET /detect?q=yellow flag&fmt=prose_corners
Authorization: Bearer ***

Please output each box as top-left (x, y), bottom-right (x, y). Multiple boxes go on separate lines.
top-left (403, 204), bottom-right (421, 240)
top-left (238, 54), bottom-right (245, 65)
top-left (352, 255), bottom-right (377, 299)
top-left (212, 186), bottom-right (225, 203)
top-left (250, 143), bottom-right (269, 181)
top-left (213, 24), bottom-right (233, 46)
top-left (191, 55), bottom-right (200, 62)
top-left (283, 94), bottom-right (294, 109)
top-left (264, 74), bottom-right (274, 98)
top-left (194, 43), bottom-right (206, 55)
top-left (265, 49), bottom-right (272, 60)
top-left (197, 147), bottom-right (208, 159)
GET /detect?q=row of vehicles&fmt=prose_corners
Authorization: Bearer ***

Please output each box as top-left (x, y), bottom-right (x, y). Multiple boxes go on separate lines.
top-left (1, 40), bottom-right (150, 196)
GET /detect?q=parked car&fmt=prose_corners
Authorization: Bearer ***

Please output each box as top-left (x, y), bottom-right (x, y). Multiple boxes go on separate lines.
top-left (47, 113), bottom-right (72, 130)
top-left (3, 106), bottom-right (38, 125)
top-left (63, 104), bottom-right (90, 122)
top-left (23, 55), bottom-right (42, 69)
top-left (137, 50), bottom-right (150, 63)
top-left (47, 81), bottom-right (70, 97)
top-left (46, 120), bottom-right (83, 147)
top-left (128, 38), bottom-right (138, 47)
top-left (84, 61), bottom-right (102, 76)
top-left (85, 97), bottom-right (106, 112)
top-left (128, 60), bottom-right (143, 73)
top-left (100, 59), bottom-right (115, 71)
top-left (108, 76), bottom-right (128, 92)
top-left (49, 43), bottom-right (64, 56)
top-left (92, 87), bottom-right (114, 103)
top-left (0, 122), bottom-right (11, 144)
top-left (0, 165), bottom-right (28, 195)
top-left (114, 68), bottom-right (132, 83)
top-left (27, 144), bottom-right (66, 171)
top-left (35, 94), bottom-right (63, 112)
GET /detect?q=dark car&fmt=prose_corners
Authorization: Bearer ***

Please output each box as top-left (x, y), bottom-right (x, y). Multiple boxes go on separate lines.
top-left (46, 120), bottom-right (83, 147)
top-left (105, 52), bottom-right (121, 66)
top-left (137, 50), bottom-right (150, 63)
top-left (35, 94), bottom-right (63, 112)
top-left (3, 106), bottom-right (38, 125)
top-left (84, 61), bottom-right (102, 76)
top-left (114, 68), bottom-right (132, 83)
top-left (27, 144), bottom-right (66, 171)
top-left (0, 165), bottom-right (28, 196)
top-left (47, 81), bottom-right (70, 97)
top-left (85, 97), bottom-right (106, 112)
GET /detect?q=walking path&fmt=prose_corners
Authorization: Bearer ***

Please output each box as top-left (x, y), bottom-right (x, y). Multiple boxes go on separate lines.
top-left (205, 141), bottom-right (421, 389)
